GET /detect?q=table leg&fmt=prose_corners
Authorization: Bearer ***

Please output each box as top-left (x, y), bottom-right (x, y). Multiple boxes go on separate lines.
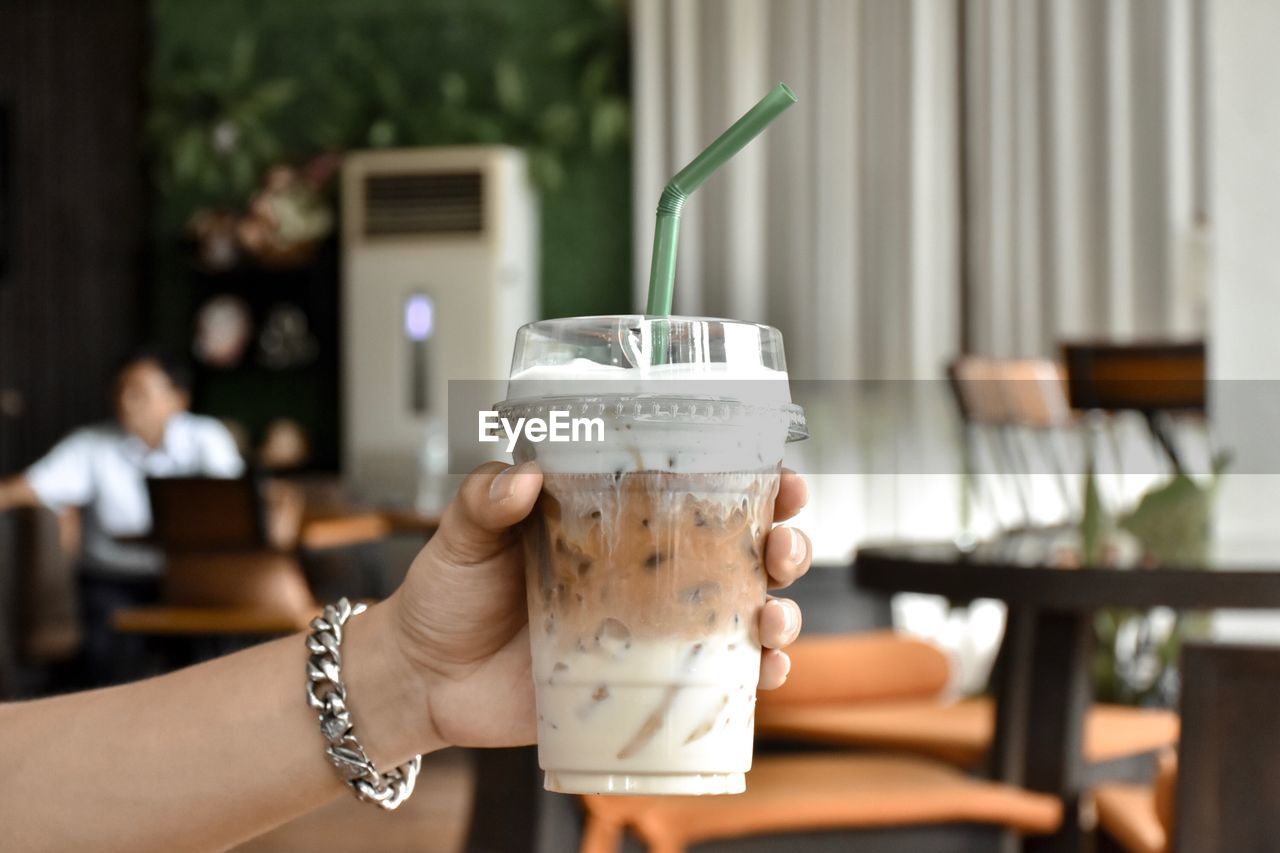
top-left (989, 607), bottom-right (1035, 783)
top-left (991, 607), bottom-right (1094, 853)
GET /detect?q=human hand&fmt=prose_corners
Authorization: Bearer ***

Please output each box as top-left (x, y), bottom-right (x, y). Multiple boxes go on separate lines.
top-left (386, 462), bottom-right (812, 751)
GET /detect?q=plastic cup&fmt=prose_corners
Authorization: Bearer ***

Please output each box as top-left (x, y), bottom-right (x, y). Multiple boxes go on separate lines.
top-left (496, 316), bottom-right (806, 795)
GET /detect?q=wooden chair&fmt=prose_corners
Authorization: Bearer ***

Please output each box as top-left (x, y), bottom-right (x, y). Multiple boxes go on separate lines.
top-left (754, 632), bottom-right (1178, 775)
top-left (949, 355), bottom-right (1031, 529)
top-left (462, 565), bottom-right (897, 853)
top-left (113, 476), bottom-right (401, 639)
top-left (135, 477), bottom-right (317, 632)
top-left (0, 506), bottom-right (81, 697)
top-left (580, 753), bottom-right (1061, 853)
top-left (1095, 643), bottom-right (1280, 853)
top-left (579, 631), bottom-right (1062, 852)
top-left (1060, 341), bottom-right (1206, 475)
top-left (949, 355), bottom-right (1082, 529)
top-left (1059, 342), bottom-right (1206, 416)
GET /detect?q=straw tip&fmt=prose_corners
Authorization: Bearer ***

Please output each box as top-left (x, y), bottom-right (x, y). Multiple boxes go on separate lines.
top-left (776, 82), bottom-right (798, 103)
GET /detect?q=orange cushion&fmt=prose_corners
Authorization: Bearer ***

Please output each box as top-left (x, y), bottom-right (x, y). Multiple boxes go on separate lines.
top-left (758, 631), bottom-right (951, 708)
top-left (756, 696), bottom-right (1179, 768)
top-left (580, 753), bottom-right (1062, 853)
top-left (756, 696), bottom-right (993, 767)
top-left (1095, 783), bottom-right (1167, 853)
top-left (1086, 706), bottom-right (1181, 764)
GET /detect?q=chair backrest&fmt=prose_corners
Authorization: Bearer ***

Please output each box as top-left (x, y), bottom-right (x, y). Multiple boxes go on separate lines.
top-left (757, 630), bottom-right (951, 708)
top-left (949, 355), bottom-right (1012, 425)
top-left (949, 355), bottom-right (1073, 429)
top-left (1174, 642), bottom-right (1280, 851)
top-left (1000, 359), bottom-right (1073, 428)
top-left (146, 477), bottom-right (266, 553)
top-left (1060, 342), bottom-right (1205, 414)
top-left (146, 477), bottom-right (317, 613)
top-left (162, 550), bottom-right (316, 614)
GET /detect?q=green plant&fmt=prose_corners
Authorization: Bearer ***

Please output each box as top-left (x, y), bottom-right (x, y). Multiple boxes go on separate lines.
top-left (148, 0), bottom-right (635, 324)
top-left (307, 0), bottom-right (629, 190)
top-left (1088, 450), bottom-right (1231, 706)
top-left (148, 33), bottom-right (296, 209)
top-left (149, 0), bottom-right (629, 211)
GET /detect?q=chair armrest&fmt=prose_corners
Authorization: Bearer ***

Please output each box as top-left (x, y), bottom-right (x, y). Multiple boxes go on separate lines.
top-left (1153, 749), bottom-right (1177, 842)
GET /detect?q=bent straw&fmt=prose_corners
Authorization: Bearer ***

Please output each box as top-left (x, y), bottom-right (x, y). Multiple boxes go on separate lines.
top-left (644, 83), bottom-right (797, 317)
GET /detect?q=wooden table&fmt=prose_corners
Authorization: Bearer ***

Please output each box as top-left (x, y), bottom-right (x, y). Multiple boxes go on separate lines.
top-left (855, 528), bottom-right (1280, 853)
top-left (113, 606), bottom-right (318, 636)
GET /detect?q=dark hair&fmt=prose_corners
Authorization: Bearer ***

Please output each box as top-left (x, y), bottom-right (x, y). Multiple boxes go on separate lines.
top-left (115, 347), bottom-right (193, 393)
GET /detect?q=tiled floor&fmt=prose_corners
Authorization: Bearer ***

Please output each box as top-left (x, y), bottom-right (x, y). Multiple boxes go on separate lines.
top-left (233, 749), bottom-right (474, 852)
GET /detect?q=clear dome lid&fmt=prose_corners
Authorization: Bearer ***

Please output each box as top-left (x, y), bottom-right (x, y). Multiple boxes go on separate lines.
top-left (508, 315), bottom-right (789, 376)
top-left (502, 315), bottom-right (806, 442)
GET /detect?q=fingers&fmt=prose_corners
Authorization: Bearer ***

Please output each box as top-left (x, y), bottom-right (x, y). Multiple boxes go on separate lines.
top-left (758, 649), bottom-right (792, 690)
top-left (765, 525), bottom-right (812, 590)
top-left (433, 461), bottom-right (543, 565)
top-left (759, 597), bottom-right (802, 649)
top-left (772, 469), bottom-right (808, 522)
top-left (758, 598), bottom-right (802, 689)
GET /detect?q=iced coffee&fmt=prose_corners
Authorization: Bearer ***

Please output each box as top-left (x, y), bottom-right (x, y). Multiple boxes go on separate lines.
top-left (498, 316), bottom-right (805, 795)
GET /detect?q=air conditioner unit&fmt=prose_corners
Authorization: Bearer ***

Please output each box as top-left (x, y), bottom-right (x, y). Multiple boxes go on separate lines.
top-left (341, 146), bottom-right (539, 505)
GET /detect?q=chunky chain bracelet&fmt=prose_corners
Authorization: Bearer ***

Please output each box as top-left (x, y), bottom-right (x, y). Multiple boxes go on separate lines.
top-left (306, 598), bottom-right (422, 810)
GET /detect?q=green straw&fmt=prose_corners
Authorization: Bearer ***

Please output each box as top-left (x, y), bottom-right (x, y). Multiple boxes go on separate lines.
top-left (645, 83), bottom-right (797, 316)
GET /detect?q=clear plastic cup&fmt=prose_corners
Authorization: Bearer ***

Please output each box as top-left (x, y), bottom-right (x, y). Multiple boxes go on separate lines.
top-left (497, 316), bottom-right (806, 795)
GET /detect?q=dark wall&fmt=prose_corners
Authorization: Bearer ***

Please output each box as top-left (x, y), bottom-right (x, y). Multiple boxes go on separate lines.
top-left (0, 0), bottom-right (149, 472)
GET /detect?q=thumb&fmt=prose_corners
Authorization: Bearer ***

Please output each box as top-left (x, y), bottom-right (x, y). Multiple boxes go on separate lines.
top-left (431, 461), bottom-right (543, 566)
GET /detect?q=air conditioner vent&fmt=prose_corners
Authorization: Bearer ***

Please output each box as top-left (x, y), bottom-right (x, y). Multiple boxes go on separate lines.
top-left (363, 171), bottom-right (484, 236)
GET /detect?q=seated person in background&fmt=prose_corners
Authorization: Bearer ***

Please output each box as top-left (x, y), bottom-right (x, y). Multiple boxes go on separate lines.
top-left (0, 349), bottom-right (244, 683)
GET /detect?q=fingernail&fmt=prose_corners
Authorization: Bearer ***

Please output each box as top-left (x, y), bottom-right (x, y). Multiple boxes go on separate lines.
top-left (787, 527), bottom-right (807, 566)
top-left (489, 463), bottom-right (526, 502)
top-left (782, 601), bottom-right (799, 637)
top-left (778, 651), bottom-right (792, 681)
top-left (770, 598), bottom-right (799, 638)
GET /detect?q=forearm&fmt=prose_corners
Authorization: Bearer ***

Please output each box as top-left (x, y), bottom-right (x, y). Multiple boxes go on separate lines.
top-left (0, 599), bottom-right (442, 852)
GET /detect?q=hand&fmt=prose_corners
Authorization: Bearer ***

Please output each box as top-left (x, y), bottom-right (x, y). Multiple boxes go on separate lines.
top-left (388, 462), bottom-right (813, 751)
top-left (262, 478), bottom-right (305, 550)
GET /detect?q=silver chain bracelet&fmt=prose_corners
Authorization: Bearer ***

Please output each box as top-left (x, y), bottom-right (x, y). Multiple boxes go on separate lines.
top-left (306, 598), bottom-right (422, 810)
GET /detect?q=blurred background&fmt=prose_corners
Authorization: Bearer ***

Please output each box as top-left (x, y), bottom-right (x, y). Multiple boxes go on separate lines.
top-left (2, 1), bottom-right (1279, 851)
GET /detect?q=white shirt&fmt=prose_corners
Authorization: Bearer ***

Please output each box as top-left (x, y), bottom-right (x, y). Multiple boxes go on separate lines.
top-left (25, 412), bottom-right (245, 576)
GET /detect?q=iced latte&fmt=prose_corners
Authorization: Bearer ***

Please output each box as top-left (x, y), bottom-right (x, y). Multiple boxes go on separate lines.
top-left (498, 316), bottom-right (805, 795)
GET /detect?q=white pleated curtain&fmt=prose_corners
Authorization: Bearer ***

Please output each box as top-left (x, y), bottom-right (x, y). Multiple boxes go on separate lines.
top-left (631, 0), bottom-right (1207, 373)
top-left (631, 0), bottom-right (1206, 689)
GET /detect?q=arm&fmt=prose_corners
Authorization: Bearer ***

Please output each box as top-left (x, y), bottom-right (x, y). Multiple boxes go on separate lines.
top-left (0, 474), bottom-right (41, 512)
top-left (263, 478), bottom-right (306, 550)
top-left (196, 417), bottom-right (246, 479)
top-left (1, 600), bottom-right (435, 852)
top-left (16, 429), bottom-right (95, 512)
top-left (0, 465), bottom-right (812, 852)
